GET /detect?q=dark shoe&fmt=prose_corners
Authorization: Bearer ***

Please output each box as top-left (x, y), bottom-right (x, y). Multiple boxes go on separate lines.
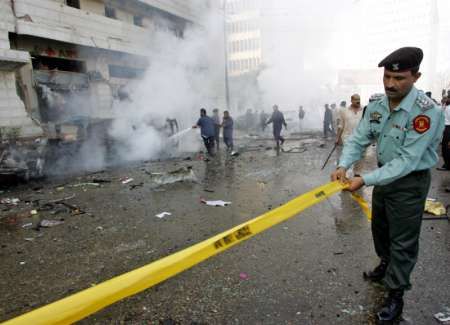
top-left (437, 164), bottom-right (450, 171)
top-left (377, 289), bottom-right (404, 322)
top-left (363, 259), bottom-right (388, 282)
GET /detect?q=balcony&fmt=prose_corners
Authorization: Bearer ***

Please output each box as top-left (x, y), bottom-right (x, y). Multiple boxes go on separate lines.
top-left (14, 0), bottom-right (151, 56)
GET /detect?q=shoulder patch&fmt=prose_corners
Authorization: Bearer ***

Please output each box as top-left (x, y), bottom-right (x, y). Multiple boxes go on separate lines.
top-left (413, 115), bottom-right (430, 133)
top-left (416, 93), bottom-right (434, 111)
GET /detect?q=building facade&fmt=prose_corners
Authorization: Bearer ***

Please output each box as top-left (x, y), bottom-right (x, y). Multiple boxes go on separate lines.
top-left (0, 0), bottom-right (225, 141)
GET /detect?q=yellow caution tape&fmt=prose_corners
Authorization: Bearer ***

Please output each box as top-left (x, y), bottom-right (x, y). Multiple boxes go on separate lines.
top-left (3, 181), bottom-right (368, 325)
top-left (424, 199), bottom-right (446, 216)
top-left (351, 192), bottom-right (372, 220)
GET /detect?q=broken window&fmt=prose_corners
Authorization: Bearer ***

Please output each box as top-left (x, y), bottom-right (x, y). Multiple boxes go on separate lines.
top-left (66, 0), bottom-right (80, 9)
top-left (32, 56), bottom-right (85, 73)
top-left (133, 16), bottom-right (143, 27)
top-left (105, 6), bottom-right (116, 19)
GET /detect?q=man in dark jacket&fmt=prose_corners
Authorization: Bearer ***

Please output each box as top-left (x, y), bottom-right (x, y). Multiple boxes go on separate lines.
top-left (222, 110), bottom-right (234, 152)
top-left (266, 105), bottom-right (287, 147)
top-left (193, 108), bottom-right (215, 156)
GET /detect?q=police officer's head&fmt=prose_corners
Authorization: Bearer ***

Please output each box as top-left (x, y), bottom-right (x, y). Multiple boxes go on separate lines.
top-left (213, 108), bottom-right (219, 115)
top-left (273, 105), bottom-right (279, 111)
top-left (224, 110), bottom-right (230, 118)
top-left (330, 103), bottom-right (336, 109)
top-left (200, 108), bottom-right (206, 116)
top-left (378, 47), bottom-right (423, 101)
top-left (324, 104), bottom-right (329, 109)
top-left (350, 94), bottom-right (361, 108)
top-left (340, 101), bottom-right (346, 108)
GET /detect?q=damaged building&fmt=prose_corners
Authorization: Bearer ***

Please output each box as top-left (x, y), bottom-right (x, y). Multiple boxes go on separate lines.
top-left (0, 0), bottom-right (226, 181)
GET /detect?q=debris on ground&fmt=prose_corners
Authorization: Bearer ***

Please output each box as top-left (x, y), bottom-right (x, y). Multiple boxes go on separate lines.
top-left (69, 183), bottom-right (101, 188)
top-left (147, 167), bottom-right (198, 186)
top-left (425, 198), bottom-right (446, 216)
top-left (121, 177), bottom-right (134, 185)
top-left (38, 219), bottom-right (64, 228)
top-left (0, 198), bottom-right (20, 205)
top-left (91, 179), bottom-right (111, 184)
top-left (201, 199), bottom-right (231, 207)
top-left (239, 272), bottom-right (249, 280)
top-left (155, 212), bottom-right (172, 219)
top-left (129, 182), bottom-right (144, 190)
top-left (21, 223), bottom-right (33, 229)
top-left (434, 310), bottom-right (450, 323)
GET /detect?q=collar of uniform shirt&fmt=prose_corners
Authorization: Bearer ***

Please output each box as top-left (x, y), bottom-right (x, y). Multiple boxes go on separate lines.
top-left (380, 86), bottom-right (418, 113)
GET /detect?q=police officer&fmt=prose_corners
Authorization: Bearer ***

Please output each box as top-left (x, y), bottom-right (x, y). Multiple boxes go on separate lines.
top-left (331, 47), bottom-right (445, 322)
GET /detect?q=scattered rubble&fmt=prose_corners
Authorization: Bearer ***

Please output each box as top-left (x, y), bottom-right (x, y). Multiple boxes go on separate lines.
top-left (121, 177), bottom-right (134, 185)
top-left (156, 212), bottom-right (172, 219)
top-left (425, 198), bottom-right (446, 216)
top-left (147, 166), bottom-right (198, 186)
top-left (434, 309), bottom-right (450, 323)
top-left (201, 199), bottom-right (231, 207)
top-left (0, 198), bottom-right (20, 205)
top-left (39, 219), bottom-right (64, 228)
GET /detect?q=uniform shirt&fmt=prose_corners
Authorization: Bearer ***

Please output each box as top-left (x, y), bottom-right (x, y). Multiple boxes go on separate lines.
top-left (445, 105), bottom-right (450, 126)
top-left (338, 87), bottom-right (445, 186)
top-left (196, 116), bottom-right (215, 138)
top-left (338, 106), bottom-right (363, 142)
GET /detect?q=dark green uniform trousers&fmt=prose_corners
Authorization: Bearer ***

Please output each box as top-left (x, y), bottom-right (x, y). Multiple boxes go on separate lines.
top-left (371, 169), bottom-right (431, 290)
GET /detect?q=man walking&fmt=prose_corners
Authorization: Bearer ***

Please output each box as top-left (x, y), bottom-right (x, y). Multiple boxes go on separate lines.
top-left (298, 106), bottom-right (305, 132)
top-left (266, 105), bottom-right (287, 147)
top-left (331, 47), bottom-right (444, 322)
top-left (193, 108), bottom-right (216, 157)
top-left (323, 104), bottom-right (333, 138)
top-left (437, 97), bottom-right (450, 171)
top-left (336, 94), bottom-right (364, 176)
top-left (212, 108), bottom-right (221, 151)
top-left (222, 110), bottom-right (234, 152)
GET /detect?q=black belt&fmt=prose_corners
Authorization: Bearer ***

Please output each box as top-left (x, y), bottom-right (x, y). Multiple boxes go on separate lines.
top-left (377, 162), bottom-right (428, 176)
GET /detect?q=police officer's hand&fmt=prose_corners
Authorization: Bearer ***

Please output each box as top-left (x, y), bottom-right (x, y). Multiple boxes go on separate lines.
top-left (331, 167), bottom-right (347, 182)
top-left (344, 177), bottom-right (365, 192)
top-left (192, 125), bottom-right (198, 129)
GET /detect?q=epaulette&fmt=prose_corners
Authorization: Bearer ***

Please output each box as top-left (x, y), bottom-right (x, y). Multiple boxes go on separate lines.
top-left (416, 93), bottom-right (435, 111)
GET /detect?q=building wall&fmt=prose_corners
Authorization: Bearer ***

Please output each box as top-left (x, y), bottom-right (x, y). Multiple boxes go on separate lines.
top-left (0, 1), bottom-right (42, 138)
top-left (226, 0), bottom-right (262, 77)
top-left (2, 0), bottom-right (226, 131)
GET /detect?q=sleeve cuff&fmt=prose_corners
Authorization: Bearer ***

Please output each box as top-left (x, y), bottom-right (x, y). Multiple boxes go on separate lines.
top-left (362, 172), bottom-right (377, 186)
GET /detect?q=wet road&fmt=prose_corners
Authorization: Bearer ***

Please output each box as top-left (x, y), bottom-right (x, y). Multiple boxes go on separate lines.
top-left (0, 136), bottom-right (449, 324)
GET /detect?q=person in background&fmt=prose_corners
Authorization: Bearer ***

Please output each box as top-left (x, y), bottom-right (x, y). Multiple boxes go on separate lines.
top-left (192, 108), bottom-right (216, 157)
top-left (437, 97), bottom-right (450, 171)
top-left (330, 103), bottom-right (338, 135)
top-left (298, 106), bottom-right (305, 132)
top-left (212, 108), bottom-right (221, 151)
top-left (323, 104), bottom-right (333, 138)
top-left (336, 94), bottom-right (364, 176)
top-left (266, 105), bottom-right (287, 147)
top-left (222, 110), bottom-right (234, 152)
top-left (260, 111), bottom-right (268, 132)
top-left (165, 118), bottom-right (179, 136)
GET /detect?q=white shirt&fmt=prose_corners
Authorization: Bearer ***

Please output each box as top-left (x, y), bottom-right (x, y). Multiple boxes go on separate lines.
top-left (337, 106), bottom-right (363, 142)
top-left (445, 105), bottom-right (450, 126)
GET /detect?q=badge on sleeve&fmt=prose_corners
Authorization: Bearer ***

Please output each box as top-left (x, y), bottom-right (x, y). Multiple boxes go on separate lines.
top-left (413, 115), bottom-right (430, 133)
